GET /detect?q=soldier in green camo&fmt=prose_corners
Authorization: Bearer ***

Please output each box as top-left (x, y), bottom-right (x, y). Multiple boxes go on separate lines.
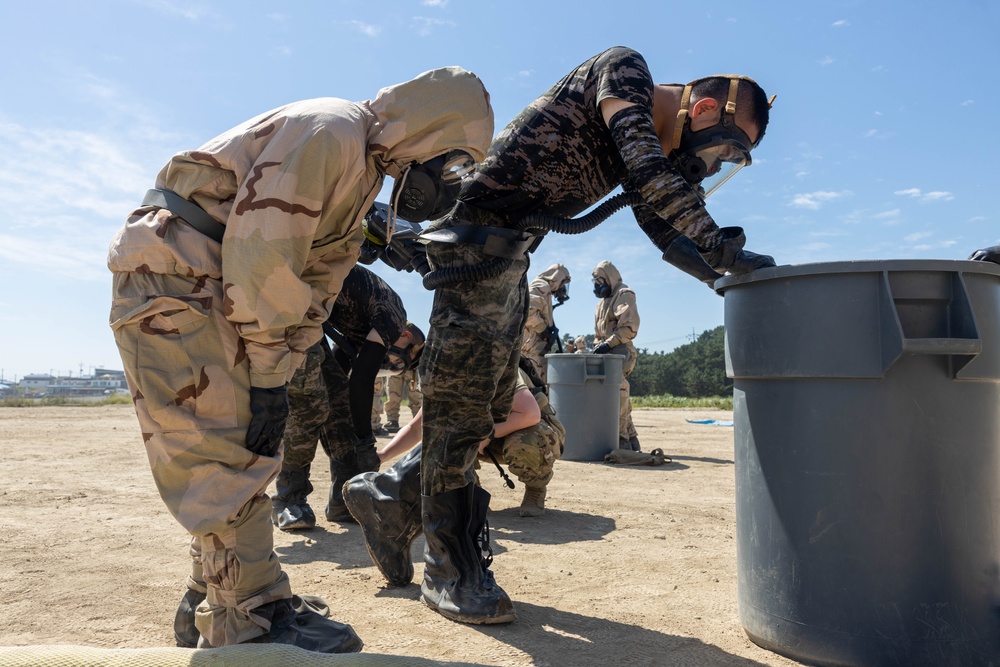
top-left (108, 66), bottom-right (492, 651)
top-left (384, 367), bottom-right (421, 433)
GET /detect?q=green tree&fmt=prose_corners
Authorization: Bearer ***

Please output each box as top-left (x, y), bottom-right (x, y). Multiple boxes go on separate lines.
top-left (631, 326), bottom-right (731, 397)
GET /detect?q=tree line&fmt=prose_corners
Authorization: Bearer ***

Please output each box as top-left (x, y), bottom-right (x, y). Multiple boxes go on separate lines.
top-left (558, 326), bottom-right (730, 398)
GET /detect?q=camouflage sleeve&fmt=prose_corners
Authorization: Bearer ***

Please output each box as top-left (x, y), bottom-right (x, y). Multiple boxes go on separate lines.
top-left (607, 105), bottom-right (723, 251)
top-left (222, 126), bottom-right (361, 389)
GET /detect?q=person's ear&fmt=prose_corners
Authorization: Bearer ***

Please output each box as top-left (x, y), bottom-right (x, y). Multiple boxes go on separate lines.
top-left (690, 97), bottom-right (719, 118)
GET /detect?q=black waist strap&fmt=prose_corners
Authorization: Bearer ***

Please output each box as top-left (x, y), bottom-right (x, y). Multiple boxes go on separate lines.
top-left (419, 225), bottom-right (536, 259)
top-left (141, 188), bottom-right (226, 244)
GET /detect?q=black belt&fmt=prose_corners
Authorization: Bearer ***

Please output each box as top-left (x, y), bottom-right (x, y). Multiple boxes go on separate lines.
top-left (141, 188), bottom-right (226, 244)
top-left (419, 225), bottom-right (537, 259)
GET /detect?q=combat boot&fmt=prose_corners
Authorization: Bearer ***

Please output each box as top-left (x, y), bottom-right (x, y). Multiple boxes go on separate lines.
top-left (518, 484), bottom-right (547, 517)
top-left (385, 420), bottom-right (400, 433)
top-left (343, 445), bottom-right (422, 586)
top-left (420, 484), bottom-right (515, 624)
top-left (325, 457), bottom-right (357, 523)
top-left (271, 466), bottom-right (316, 531)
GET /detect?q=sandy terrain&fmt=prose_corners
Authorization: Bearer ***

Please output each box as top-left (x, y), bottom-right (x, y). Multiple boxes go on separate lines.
top-left (0, 405), bottom-right (800, 666)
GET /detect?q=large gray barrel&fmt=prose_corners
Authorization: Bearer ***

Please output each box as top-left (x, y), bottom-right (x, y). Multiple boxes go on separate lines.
top-left (545, 353), bottom-right (622, 461)
top-left (717, 260), bottom-right (1000, 666)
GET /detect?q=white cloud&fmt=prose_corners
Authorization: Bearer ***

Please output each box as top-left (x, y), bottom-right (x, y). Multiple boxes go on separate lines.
top-left (894, 188), bottom-right (954, 202)
top-left (132, 0), bottom-right (213, 21)
top-left (961, 99), bottom-right (974, 106)
top-left (832, 20), bottom-right (850, 27)
top-left (818, 56), bottom-right (835, 66)
top-left (872, 65), bottom-right (887, 73)
top-left (412, 16), bottom-right (456, 36)
top-left (788, 191), bottom-right (850, 210)
top-left (345, 20), bottom-right (381, 37)
top-left (874, 209), bottom-right (900, 220)
top-left (864, 129), bottom-right (878, 138)
top-left (421, 0), bottom-right (449, 6)
top-left (904, 231), bottom-right (932, 243)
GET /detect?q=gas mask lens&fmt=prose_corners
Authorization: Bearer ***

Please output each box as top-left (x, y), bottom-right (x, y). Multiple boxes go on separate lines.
top-left (441, 151), bottom-right (475, 184)
top-left (695, 142), bottom-right (750, 198)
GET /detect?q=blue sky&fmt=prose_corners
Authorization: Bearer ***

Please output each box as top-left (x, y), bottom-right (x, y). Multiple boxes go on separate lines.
top-left (1, 0), bottom-right (998, 381)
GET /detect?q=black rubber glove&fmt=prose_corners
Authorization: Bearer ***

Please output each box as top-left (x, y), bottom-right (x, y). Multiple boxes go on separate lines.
top-left (661, 234), bottom-right (724, 288)
top-left (246, 386), bottom-right (289, 457)
top-left (969, 245), bottom-right (1000, 264)
top-left (592, 342), bottom-right (612, 355)
top-left (698, 227), bottom-right (776, 275)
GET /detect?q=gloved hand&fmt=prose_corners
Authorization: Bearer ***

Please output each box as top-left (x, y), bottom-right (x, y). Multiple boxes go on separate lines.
top-left (698, 227), bottom-right (776, 275)
top-left (246, 386), bottom-right (289, 457)
top-left (592, 342), bottom-right (612, 355)
top-left (544, 325), bottom-right (560, 343)
top-left (969, 245), bottom-right (1000, 264)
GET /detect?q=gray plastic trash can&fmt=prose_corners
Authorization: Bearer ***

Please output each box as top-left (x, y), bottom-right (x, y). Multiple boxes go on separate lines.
top-left (717, 260), bottom-right (1000, 667)
top-left (545, 353), bottom-right (622, 461)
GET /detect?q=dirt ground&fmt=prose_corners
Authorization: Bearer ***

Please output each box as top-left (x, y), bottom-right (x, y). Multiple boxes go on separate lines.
top-left (0, 405), bottom-right (801, 667)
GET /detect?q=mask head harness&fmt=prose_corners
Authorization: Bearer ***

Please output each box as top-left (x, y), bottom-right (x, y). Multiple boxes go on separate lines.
top-left (381, 322), bottom-right (425, 374)
top-left (669, 75), bottom-right (776, 198)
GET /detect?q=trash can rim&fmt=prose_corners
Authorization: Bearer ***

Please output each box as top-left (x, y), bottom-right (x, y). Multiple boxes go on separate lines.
top-left (715, 259), bottom-right (1000, 293)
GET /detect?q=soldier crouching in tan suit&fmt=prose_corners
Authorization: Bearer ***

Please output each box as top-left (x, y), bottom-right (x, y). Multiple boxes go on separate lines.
top-left (107, 68), bottom-right (492, 652)
top-left (591, 260), bottom-right (642, 451)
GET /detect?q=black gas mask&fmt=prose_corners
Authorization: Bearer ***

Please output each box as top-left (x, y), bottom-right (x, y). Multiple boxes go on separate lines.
top-left (381, 342), bottom-right (422, 374)
top-left (390, 149), bottom-right (475, 223)
top-left (668, 76), bottom-right (773, 198)
top-left (593, 278), bottom-right (612, 299)
top-left (553, 281), bottom-right (570, 306)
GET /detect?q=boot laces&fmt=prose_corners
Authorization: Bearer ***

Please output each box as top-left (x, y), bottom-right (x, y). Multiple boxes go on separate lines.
top-left (476, 518), bottom-right (494, 570)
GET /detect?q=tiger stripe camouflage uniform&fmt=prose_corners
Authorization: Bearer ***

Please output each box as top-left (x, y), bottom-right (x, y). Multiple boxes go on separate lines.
top-left (108, 67), bottom-right (493, 647)
top-left (592, 260), bottom-right (641, 447)
top-left (385, 368), bottom-right (422, 424)
top-left (416, 47), bottom-right (739, 621)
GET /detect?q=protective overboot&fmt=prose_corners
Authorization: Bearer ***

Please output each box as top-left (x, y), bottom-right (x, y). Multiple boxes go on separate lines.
top-left (177, 590), bottom-right (330, 648)
top-left (271, 466), bottom-right (316, 531)
top-left (618, 436), bottom-right (631, 450)
top-left (518, 484), bottom-right (547, 518)
top-left (241, 598), bottom-right (363, 653)
top-left (420, 484), bottom-right (516, 624)
top-left (173, 587), bottom-right (205, 648)
top-left (385, 419), bottom-right (400, 433)
top-left (355, 433), bottom-right (381, 474)
top-left (325, 458), bottom-right (358, 523)
top-left (343, 445), bottom-right (422, 586)
top-left (628, 435), bottom-right (641, 452)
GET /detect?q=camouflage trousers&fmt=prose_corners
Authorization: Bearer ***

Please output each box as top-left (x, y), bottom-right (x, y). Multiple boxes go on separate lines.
top-left (419, 240), bottom-right (529, 495)
top-left (385, 368), bottom-right (422, 421)
top-left (110, 271), bottom-right (290, 647)
top-left (371, 377), bottom-right (385, 429)
top-left (479, 394), bottom-right (565, 488)
top-left (611, 342), bottom-right (638, 441)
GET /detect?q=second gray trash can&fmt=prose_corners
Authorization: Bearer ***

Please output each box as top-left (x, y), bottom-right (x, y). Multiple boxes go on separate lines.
top-left (545, 353), bottom-right (622, 461)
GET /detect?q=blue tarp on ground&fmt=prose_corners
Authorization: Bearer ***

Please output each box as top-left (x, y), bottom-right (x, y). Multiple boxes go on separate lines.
top-left (686, 419), bottom-right (734, 427)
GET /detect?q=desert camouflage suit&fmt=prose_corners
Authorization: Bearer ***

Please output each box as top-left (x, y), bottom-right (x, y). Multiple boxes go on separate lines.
top-left (371, 378), bottom-right (386, 430)
top-left (479, 368), bottom-right (565, 487)
top-left (385, 368), bottom-right (422, 423)
top-left (421, 47), bottom-right (726, 497)
top-left (519, 263), bottom-right (571, 384)
top-left (280, 265), bottom-right (406, 498)
top-left (107, 68), bottom-right (493, 647)
top-left (593, 260), bottom-right (641, 444)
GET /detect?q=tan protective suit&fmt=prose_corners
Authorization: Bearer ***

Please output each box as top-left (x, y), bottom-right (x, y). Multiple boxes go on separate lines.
top-left (519, 263), bottom-right (571, 383)
top-left (107, 68), bottom-right (493, 647)
top-left (592, 260), bottom-right (640, 444)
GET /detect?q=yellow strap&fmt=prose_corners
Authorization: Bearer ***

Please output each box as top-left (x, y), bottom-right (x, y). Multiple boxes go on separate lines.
top-left (670, 84), bottom-right (693, 150)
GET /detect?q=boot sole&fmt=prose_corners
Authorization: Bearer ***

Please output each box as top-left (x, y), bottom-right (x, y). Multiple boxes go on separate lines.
top-left (419, 594), bottom-right (516, 624)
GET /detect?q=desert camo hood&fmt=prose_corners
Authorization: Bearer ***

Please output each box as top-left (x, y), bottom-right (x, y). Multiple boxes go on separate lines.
top-left (593, 260), bottom-right (623, 290)
top-left (365, 66), bottom-right (494, 176)
top-left (532, 263), bottom-right (571, 295)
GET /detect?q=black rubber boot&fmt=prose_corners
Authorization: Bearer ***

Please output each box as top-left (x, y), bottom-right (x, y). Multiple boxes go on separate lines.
top-left (245, 598), bottom-right (363, 653)
top-left (325, 457), bottom-right (358, 523)
top-left (628, 435), bottom-right (641, 452)
top-left (419, 484), bottom-right (516, 624)
top-left (272, 466), bottom-right (316, 531)
top-left (343, 445), bottom-right (422, 586)
top-left (173, 587), bottom-right (205, 648)
top-left (354, 433), bottom-right (381, 475)
top-left (385, 420), bottom-right (400, 433)
top-left (177, 590), bottom-right (330, 648)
